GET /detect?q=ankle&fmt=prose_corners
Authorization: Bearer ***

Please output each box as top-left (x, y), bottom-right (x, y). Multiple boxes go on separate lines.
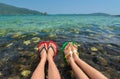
top-left (47, 47), bottom-right (54, 58)
top-left (40, 57), bottom-right (46, 63)
top-left (68, 56), bottom-right (75, 64)
top-left (41, 54), bottom-right (47, 61)
top-left (47, 55), bottom-right (53, 61)
top-left (73, 53), bottom-right (79, 61)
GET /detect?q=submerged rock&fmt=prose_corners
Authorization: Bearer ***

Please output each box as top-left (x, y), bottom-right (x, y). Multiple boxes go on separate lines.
top-left (32, 32), bottom-right (39, 36)
top-left (108, 34), bottom-right (115, 38)
top-left (21, 70), bottom-right (31, 77)
top-left (91, 47), bottom-right (98, 51)
top-left (34, 47), bottom-right (38, 51)
top-left (90, 52), bottom-right (96, 56)
top-left (41, 28), bottom-right (53, 33)
top-left (12, 33), bottom-right (21, 38)
top-left (107, 44), bottom-right (112, 47)
top-left (21, 35), bottom-right (27, 38)
top-left (0, 72), bottom-right (2, 77)
top-left (86, 29), bottom-right (94, 32)
top-left (99, 57), bottom-right (108, 65)
top-left (23, 40), bottom-right (31, 45)
top-left (0, 30), bottom-right (5, 36)
top-left (73, 29), bottom-right (80, 34)
top-left (19, 65), bottom-right (26, 71)
top-left (75, 31), bottom-right (80, 34)
top-left (6, 43), bottom-right (13, 47)
top-left (92, 56), bottom-right (108, 66)
top-left (49, 33), bottom-right (57, 38)
top-left (31, 37), bottom-right (40, 43)
top-left (8, 76), bottom-right (20, 79)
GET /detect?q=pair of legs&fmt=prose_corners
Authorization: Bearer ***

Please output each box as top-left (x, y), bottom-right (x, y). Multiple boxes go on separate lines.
top-left (64, 43), bottom-right (108, 79)
top-left (31, 42), bottom-right (61, 79)
top-left (31, 41), bottom-right (108, 79)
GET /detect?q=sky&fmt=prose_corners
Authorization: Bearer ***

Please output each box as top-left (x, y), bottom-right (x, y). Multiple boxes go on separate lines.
top-left (0, 0), bottom-right (120, 15)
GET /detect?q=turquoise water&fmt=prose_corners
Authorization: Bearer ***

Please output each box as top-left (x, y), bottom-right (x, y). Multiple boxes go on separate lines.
top-left (0, 15), bottom-right (120, 79)
top-left (0, 15), bottom-right (120, 44)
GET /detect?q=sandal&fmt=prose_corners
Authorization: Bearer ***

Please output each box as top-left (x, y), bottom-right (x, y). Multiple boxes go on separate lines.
top-left (62, 41), bottom-right (79, 64)
top-left (48, 41), bottom-right (58, 60)
top-left (38, 41), bottom-right (48, 59)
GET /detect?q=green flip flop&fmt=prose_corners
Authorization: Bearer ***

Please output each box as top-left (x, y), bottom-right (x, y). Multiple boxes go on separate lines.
top-left (61, 41), bottom-right (79, 64)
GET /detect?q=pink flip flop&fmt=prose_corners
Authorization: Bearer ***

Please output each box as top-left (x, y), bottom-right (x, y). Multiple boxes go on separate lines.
top-left (38, 41), bottom-right (48, 59)
top-left (48, 41), bottom-right (58, 59)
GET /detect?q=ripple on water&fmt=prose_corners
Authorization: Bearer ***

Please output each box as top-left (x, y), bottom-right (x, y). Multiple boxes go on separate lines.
top-left (0, 15), bottom-right (120, 79)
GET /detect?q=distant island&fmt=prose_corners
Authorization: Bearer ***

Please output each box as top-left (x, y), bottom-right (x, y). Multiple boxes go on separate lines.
top-left (54, 13), bottom-right (111, 16)
top-left (0, 3), bottom-right (47, 15)
top-left (114, 15), bottom-right (120, 17)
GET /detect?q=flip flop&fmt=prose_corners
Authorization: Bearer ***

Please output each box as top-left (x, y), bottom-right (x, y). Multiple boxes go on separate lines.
top-left (62, 41), bottom-right (79, 64)
top-left (48, 41), bottom-right (58, 60)
top-left (38, 41), bottom-right (48, 59)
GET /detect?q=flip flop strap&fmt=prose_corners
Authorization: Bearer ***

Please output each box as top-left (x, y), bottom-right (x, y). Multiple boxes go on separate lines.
top-left (48, 46), bottom-right (56, 56)
top-left (73, 50), bottom-right (79, 55)
top-left (38, 45), bottom-right (47, 55)
top-left (65, 51), bottom-right (72, 58)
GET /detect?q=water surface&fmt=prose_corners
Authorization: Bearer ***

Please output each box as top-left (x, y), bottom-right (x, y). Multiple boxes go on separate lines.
top-left (0, 15), bottom-right (120, 79)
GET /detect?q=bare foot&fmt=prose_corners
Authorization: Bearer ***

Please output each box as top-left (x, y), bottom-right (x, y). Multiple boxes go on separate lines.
top-left (64, 43), bottom-right (74, 63)
top-left (71, 44), bottom-right (79, 61)
top-left (38, 43), bottom-right (47, 61)
top-left (47, 42), bottom-right (57, 60)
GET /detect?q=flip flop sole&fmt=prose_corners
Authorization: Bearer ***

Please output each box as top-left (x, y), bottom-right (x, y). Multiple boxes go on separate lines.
top-left (62, 42), bottom-right (69, 64)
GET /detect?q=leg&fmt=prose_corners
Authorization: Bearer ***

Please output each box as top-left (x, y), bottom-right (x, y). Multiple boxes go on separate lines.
top-left (72, 47), bottom-right (108, 79)
top-left (64, 43), bottom-right (89, 79)
top-left (31, 44), bottom-right (47, 79)
top-left (69, 55), bottom-right (89, 79)
top-left (47, 42), bottom-right (61, 79)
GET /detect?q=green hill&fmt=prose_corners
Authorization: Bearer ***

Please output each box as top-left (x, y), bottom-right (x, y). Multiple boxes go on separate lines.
top-left (114, 15), bottom-right (120, 17)
top-left (0, 3), bottom-right (47, 15)
top-left (55, 13), bottom-right (111, 16)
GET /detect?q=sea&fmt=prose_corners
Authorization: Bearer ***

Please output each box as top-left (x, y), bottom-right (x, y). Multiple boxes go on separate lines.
top-left (0, 15), bottom-right (120, 79)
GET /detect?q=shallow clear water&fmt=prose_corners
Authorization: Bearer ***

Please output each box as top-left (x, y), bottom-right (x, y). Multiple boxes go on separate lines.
top-left (0, 15), bottom-right (120, 44)
top-left (0, 15), bottom-right (120, 79)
